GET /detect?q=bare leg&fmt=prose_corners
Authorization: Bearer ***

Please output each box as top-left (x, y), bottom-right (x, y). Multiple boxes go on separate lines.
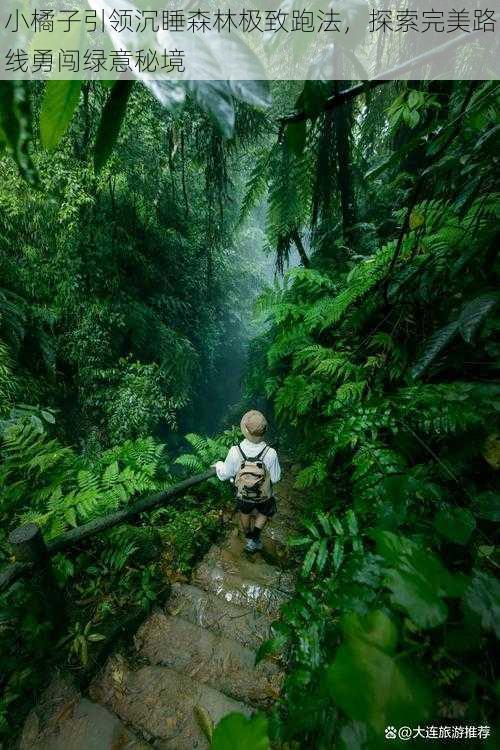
top-left (254, 513), bottom-right (268, 531)
top-left (242, 512), bottom-right (267, 553)
top-left (239, 512), bottom-right (252, 535)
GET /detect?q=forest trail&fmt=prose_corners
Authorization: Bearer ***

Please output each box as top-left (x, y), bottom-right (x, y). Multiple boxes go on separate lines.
top-left (19, 467), bottom-right (300, 749)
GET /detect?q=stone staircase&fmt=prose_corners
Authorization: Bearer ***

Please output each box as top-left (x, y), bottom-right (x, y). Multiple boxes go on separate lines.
top-left (20, 472), bottom-right (299, 750)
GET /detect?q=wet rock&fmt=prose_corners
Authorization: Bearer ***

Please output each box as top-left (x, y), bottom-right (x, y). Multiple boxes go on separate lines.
top-left (166, 583), bottom-right (272, 650)
top-left (193, 536), bottom-right (294, 618)
top-left (135, 611), bottom-right (282, 707)
top-left (193, 562), bottom-right (290, 618)
top-left (90, 655), bottom-right (251, 749)
top-left (212, 531), bottom-right (295, 593)
top-left (218, 528), bottom-right (280, 568)
top-left (20, 675), bottom-right (150, 750)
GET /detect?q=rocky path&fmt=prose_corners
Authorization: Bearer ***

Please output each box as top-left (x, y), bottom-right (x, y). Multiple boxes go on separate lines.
top-left (20, 470), bottom-right (300, 749)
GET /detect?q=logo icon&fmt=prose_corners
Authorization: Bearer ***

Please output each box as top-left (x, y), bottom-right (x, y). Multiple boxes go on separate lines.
top-left (398, 726), bottom-right (412, 741)
top-left (385, 726), bottom-right (397, 739)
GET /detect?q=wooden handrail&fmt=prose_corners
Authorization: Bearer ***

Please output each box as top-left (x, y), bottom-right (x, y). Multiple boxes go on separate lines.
top-left (0, 560), bottom-right (33, 592)
top-left (282, 28), bottom-right (487, 125)
top-left (49, 467), bottom-right (216, 553)
top-left (0, 467), bottom-right (216, 594)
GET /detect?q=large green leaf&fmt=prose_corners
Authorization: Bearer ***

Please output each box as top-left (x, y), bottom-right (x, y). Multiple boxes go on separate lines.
top-left (385, 562), bottom-right (448, 629)
top-left (375, 533), bottom-right (459, 628)
top-left (464, 571), bottom-right (500, 639)
top-left (187, 80), bottom-right (235, 139)
top-left (94, 81), bottom-right (134, 172)
top-left (350, 553), bottom-right (383, 589)
top-left (211, 713), bottom-right (269, 750)
top-left (91, 0), bottom-right (266, 138)
top-left (371, 530), bottom-right (416, 566)
top-left (142, 80), bottom-right (186, 110)
top-left (412, 293), bottom-right (499, 378)
top-left (342, 610), bottom-right (398, 653)
top-left (434, 505), bottom-right (476, 544)
top-left (0, 81), bottom-right (37, 185)
top-left (182, 37), bottom-right (269, 138)
top-left (411, 321), bottom-right (458, 379)
top-left (472, 491), bottom-right (500, 522)
top-left (327, 611), bottom-right (432, 734)
top-left (228, 80), bottom-right (271, 111)
top-left (40, 81), bottom-right (83, 150)
top-left (458, 293), bottom-right (499, 343)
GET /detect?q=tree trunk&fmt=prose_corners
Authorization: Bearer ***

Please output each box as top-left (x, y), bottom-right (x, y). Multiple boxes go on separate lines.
top-left (332, 83), bottom-right (356, 246)
top-left (292, 229), bottom-right (310, 268)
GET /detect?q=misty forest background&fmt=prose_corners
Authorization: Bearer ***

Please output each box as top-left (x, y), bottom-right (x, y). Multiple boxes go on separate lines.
top-left (0, 75), bottom-right (499, 748)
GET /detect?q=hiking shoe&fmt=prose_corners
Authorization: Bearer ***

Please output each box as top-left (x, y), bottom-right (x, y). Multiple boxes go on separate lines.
top-left (245, 538), bottom-right (263, 553)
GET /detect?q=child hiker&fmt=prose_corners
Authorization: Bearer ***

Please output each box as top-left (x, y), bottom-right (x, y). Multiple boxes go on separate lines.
top-left (214, 410), bottom-right (281, 553)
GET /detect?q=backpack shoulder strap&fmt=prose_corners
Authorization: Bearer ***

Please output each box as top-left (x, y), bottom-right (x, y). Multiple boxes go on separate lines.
top-left (237, 443), bottom-right (248, 461)
top-left (256, 444), bottom-right (269, 461)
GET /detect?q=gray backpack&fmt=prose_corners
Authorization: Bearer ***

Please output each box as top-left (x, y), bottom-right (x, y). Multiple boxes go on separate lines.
top-left (234, 444), bottom-right (272, 502)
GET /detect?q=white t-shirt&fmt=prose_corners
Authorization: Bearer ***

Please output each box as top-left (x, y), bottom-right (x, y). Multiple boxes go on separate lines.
top-left (214, 439), bottom-right (281, 484)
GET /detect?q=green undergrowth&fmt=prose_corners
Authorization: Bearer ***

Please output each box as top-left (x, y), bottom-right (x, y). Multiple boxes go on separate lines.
top-left (245, 231), bottom-right (499, 747)
top-left (0, 422), bottom-right (236, 742)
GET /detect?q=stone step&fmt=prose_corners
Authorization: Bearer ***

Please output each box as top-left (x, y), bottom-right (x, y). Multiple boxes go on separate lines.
top-left (193, 537), bottom-right (294, 618)
top-left (225, 521), bottom-right (294, 563)
top-left (193, 561), bottom-right (291, 618)
top-left (167, 583), bottom-right (273, 650)
top-left (135, 610), bottom-right (282, 708)
top-left (90, 654), bottom-right (251, 749)
top-left (20, 676), bottom-right (151, 750)
top-left (205, 532), bottom-right (295, 593)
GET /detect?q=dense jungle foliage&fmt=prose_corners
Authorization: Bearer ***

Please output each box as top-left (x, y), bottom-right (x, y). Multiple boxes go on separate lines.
top-left (245, 81), bottom-right (500, 749)
top-left (0, 75), bottom-right (499, 749)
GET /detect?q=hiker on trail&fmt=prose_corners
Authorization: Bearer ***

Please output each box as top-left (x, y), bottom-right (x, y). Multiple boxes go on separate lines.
top-left (214, 410), bottom-right (281, 553)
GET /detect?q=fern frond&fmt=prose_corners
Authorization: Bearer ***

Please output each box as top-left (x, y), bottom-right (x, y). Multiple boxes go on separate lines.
top-left (239, 150), bottom-right (270, 222)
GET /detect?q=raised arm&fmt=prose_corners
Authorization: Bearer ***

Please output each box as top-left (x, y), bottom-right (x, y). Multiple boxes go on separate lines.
top-left (268, 449), bottom-right (281, 484)
top-left (214, 446), bottom-right (239, 481)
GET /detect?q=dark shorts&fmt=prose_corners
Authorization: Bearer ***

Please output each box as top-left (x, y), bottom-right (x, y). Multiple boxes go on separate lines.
top-left (236, 497), bottom-right (277, 518)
